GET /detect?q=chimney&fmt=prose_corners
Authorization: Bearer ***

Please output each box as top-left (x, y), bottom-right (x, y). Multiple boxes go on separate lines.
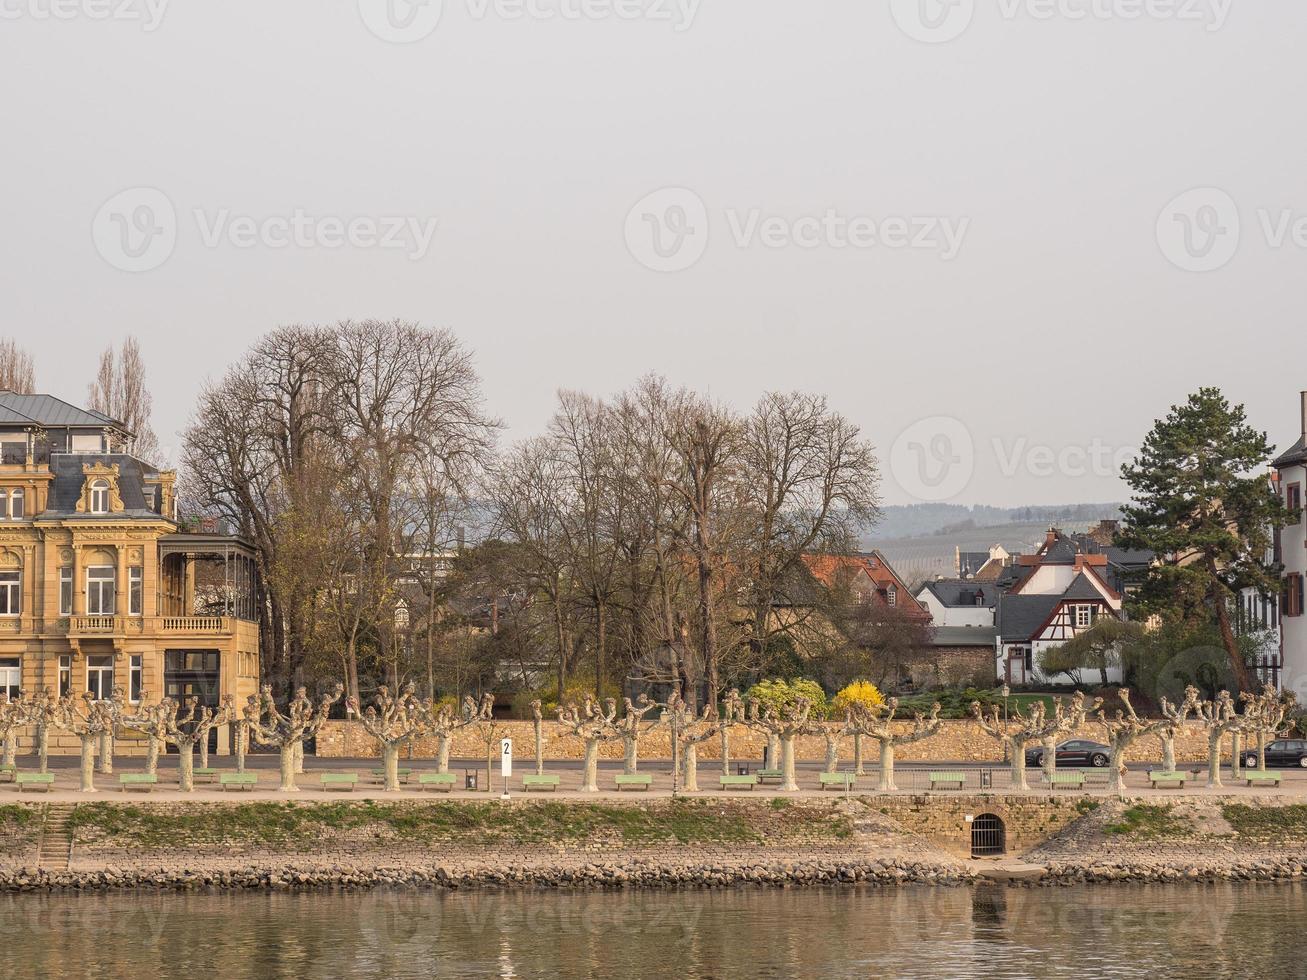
top-left (1045, 528), bottom-right (1056, 548)
top-left (1300, 390), bottom-right (1307, 442)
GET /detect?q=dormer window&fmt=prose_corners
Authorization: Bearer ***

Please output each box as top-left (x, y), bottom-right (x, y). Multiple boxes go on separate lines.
top-left (90, 480), bottom-right (109, 514)
top-left (887, 586), bottom-right (897, 607)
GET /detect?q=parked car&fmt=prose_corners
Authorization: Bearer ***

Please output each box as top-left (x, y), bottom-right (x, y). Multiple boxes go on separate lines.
top-left (1024, 739), bottom-right (1111, 769)
top-left (1244, 740), bottom-right (1307, 769)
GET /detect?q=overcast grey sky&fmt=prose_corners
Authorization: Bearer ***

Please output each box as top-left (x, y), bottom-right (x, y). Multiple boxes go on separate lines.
top-left (1, 1), bottom-right (1303, 507)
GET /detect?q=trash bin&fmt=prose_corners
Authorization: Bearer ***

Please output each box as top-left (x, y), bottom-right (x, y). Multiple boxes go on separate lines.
top-left (464, 769), bottom-right (478, 790)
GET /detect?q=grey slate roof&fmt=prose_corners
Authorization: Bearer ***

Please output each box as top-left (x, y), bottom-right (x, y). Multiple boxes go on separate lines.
top-left (932, 625), bottom-right (998, 647)
top-left (0, 392), bottom-right (124, 429)
top-left (43, 454), bottom-right (164, 519)
top-left (996, 594), bottom-right (1061, 642)
top-left (957, 551), bottom-right (990, 576)
top-left (922, 579), bottom-right (1001, 608)
top-left (1061, 572), bottom-right (1107, 602)
top-left (1275, 436), bottom-right (1307, 469)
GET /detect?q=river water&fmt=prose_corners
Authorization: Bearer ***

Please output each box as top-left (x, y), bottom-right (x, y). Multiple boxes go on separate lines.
top-left (1, 882), bottom-right (1301, 978)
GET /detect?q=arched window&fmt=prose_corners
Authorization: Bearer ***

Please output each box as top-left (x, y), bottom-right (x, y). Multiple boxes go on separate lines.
top-left (0, 491), bottom-right (7, 520)
top-left (90, 480), bottom-right (109, 514)
top-left (9, 489), bottom-right (23, 520)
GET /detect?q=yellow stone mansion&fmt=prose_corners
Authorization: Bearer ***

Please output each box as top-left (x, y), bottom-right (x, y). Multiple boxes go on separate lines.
top-left (0, 391), bottom-right (259, 753)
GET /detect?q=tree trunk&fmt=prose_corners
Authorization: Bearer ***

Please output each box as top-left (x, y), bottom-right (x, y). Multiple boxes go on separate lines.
top-left (823, 733), bottom-right (838, 773)
top-left (97, 730), bottom-right (113, 774)
top-left (145, 734), bottom-right (159, 775)
top-left (1161, 732), bottom-right (1176, 773)
top-left (293, 740), bottom-right (304, 774)
top-left (1107, 741), bottom-right (1127, 794)
top-left (876, 740), bottom-right (896, 792)
top-left (2, 730), bottom-right (14, 768)
top-left (486, 740), bottom-right (494, 793)
top-left (533, 717), bottom-right (544, 776)
top-left (594, 600), bottom-right (606, 701)
top-left (779, 734), bottom-right (798, 792)
top-left (1258, 730), bottom-right (1267, 771)
top-left (1210, 564), bottom-right (1253, 693)
top-left (382, 742), bottom-right (401, 792)
top-left (199, 732), bottom-right (210, 770)
top-left (766, 734), bottom-right (780, 770)
top-left (437, 735), bottom-right (452, 773)
top-left (178, 740), bottom-right (195, 792)
top-left (79, 736), bottom-right (97, 792)
top-left (37, 720), bottom-right (48, 773)
top-left (719, 724), bottom-right (731, 776)
top-left (623, 733), bottom-right (638, 775)
top-left (1231, 731), bottom-right (1242, 778)
top-left (1010, 741), bottom-right (1028, 791)
top-left (235, 724), bottom-right (247, 774)
top-left (1042, 735), bottom-right (1057, 782)
top-left (681, 741), bottom-right (699, 792)
top-left (278, 744), bottom-right (298, 791)
top-left (853, 733), bottom-right (864, 776)
top-left (1207, 729), bottom-right (1223, 788)
top-left (580, 738), bottom-right (599, 792)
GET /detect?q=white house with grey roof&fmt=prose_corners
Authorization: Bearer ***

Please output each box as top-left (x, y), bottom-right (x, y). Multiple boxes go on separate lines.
top-left (1274, 391), bottom-right (1307, 701)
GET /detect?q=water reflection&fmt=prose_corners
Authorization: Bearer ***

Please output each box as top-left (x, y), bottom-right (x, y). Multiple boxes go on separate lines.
top-left (0, 881), bottom-right (1302, 979)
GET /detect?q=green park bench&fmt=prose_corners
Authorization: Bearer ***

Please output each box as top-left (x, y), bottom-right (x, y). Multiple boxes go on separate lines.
top-left (1047, 772), bottom-right (1086, 790)
top-left (220, 772), bottom-right (258, 792)
top-left (1148, 771), bottom-right (1188, 789)
top-left (16, 772), bottom-right (54, 793)
top-left (756, 769), bottom-right (783, 784)
top-left (614, 773), bottom-right (653, 792)
top-left (321, 773), bottom-right (359, 792)
top-left (193, 768), bottom-right (219, 784)
top-left (1245, 770), bottom-right (1283, 788)
top-left (522, 774), bottom-right (560, 792)
top-left (719, 774), bottom-right (758, 791)
top-left (819, 771), bottom-right (856, 791)
top-left (119, 773), bottom-right (157, 793)
top-left (370, 767), bottom-right (413, 785)
top-left (418, 772), bottom-right (457, 792)
top-left (929, 771), bottom-right (967, 791)
top-left (0, 764), bottom-right (15, 783)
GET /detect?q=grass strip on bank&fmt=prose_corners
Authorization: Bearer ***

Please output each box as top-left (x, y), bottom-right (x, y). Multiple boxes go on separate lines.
top-left (1103, 804), bottom-right (1193, 838)
top-left (67, 799), bottom-right (854, 849)
top-left (1221, 804), bottom-right (1307, 841)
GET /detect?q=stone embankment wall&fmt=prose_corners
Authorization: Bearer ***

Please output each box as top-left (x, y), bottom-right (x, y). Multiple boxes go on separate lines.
top-left (317, 718), bottom-right (1235, 764)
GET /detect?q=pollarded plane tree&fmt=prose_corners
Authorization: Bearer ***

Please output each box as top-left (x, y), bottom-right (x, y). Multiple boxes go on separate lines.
top-left (972, 697), bottom-right (1077, 792)
top-left (121, 694), bottom-right (169, 776)
top-left (349, 683), bottom-right (435, 792)
top-left (558, 696), bottom-right (623, 793)
top-left (617, 694), bottom-right (662, 775)
top-left (821, 713), bottom-right (850, 775)
top-left (1032, 692), bottom-right (1096, 782)
top-left (430, 694), bottom-right (495, 774)
top-left (845, 699), bottom-right (942, 792)
top-left (1095, 688), bottom-right (1165, 794)
top-left (663, 691), bottom-right (720, 792)
top-left (718, 689), bottom-right (743, 777)
top-left (153, 696), bottom-right (234, 792)
top-left (1195, 690), bottom-right (1244, 788)
top-left (28, 689), bottom-right (57, 773)
top-left (1240, 683), bottom-right (1298, 772)
top-left (52, 692), bottom-right (117, 792)
top-left (530, 699), bottom-right (545, 775)
top-left (1156, 687), bottom-right (1202, 774)
top-left (95, 686), bottom-right (128, 775)
top-left (0, 692), bottom-right (27, 768)
top-left (743, 697), bottom-right (816, 792)
top-left (246, 684), bottom-right (344, 792)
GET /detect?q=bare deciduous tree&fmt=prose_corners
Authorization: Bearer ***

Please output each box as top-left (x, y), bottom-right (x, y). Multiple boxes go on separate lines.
top-left (88, 336), bottom-right (160, 462)
top-left (0, 341), bottom-right (35, 394)
top-left (845, 698), bottom-right (942, 792)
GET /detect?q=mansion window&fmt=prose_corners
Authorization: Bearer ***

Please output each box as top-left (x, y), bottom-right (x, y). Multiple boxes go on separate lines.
top-left (129, 655), bottom-right (143, 702)
top-left (59, 567), bottom-right (72, 616)
top-left (129, 566), bottom-right (143, 617)
top-left (0, 571), bottom-right (19, 617)
top-left (0, 489), bottom-right (24, 520)
top-left (86, 567), bottom-right (115, 616)
top-left (89, 480), bottom-right (110, 514)
top-left (58, 656), bottom-right (71, 698)
top-left (87, 656), bottom-right (114, 700)
top-left (0, 658), bottom-right (18, 700)
top-left (1285, 574), bottom-right (1305, 619)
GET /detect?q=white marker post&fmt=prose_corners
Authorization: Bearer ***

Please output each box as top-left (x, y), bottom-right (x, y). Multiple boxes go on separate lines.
top-left (500, 737), bottom-right (512, 799)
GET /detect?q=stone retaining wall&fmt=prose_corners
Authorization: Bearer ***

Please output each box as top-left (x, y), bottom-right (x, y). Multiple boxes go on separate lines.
top-left (316, 718), bottom-right (1238, 765)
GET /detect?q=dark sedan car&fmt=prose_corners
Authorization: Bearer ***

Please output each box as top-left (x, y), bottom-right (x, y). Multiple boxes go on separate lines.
top-left (1244, 740), bottom-right (1307, 769)
top-left (1024, 739), bottom-right (1111, 769)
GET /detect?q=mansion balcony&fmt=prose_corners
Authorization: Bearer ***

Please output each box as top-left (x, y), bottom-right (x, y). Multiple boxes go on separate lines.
top-left (0, 615), bottom-right (251, 639)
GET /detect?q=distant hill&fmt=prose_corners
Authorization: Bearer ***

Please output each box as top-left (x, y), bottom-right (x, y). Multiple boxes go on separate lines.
top-left (862, 503), bottom-right (1125, 590)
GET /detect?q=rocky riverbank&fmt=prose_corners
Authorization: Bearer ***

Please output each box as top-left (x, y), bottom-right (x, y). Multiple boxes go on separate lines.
top-left (0, 796), bottom-right (1304, 892)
